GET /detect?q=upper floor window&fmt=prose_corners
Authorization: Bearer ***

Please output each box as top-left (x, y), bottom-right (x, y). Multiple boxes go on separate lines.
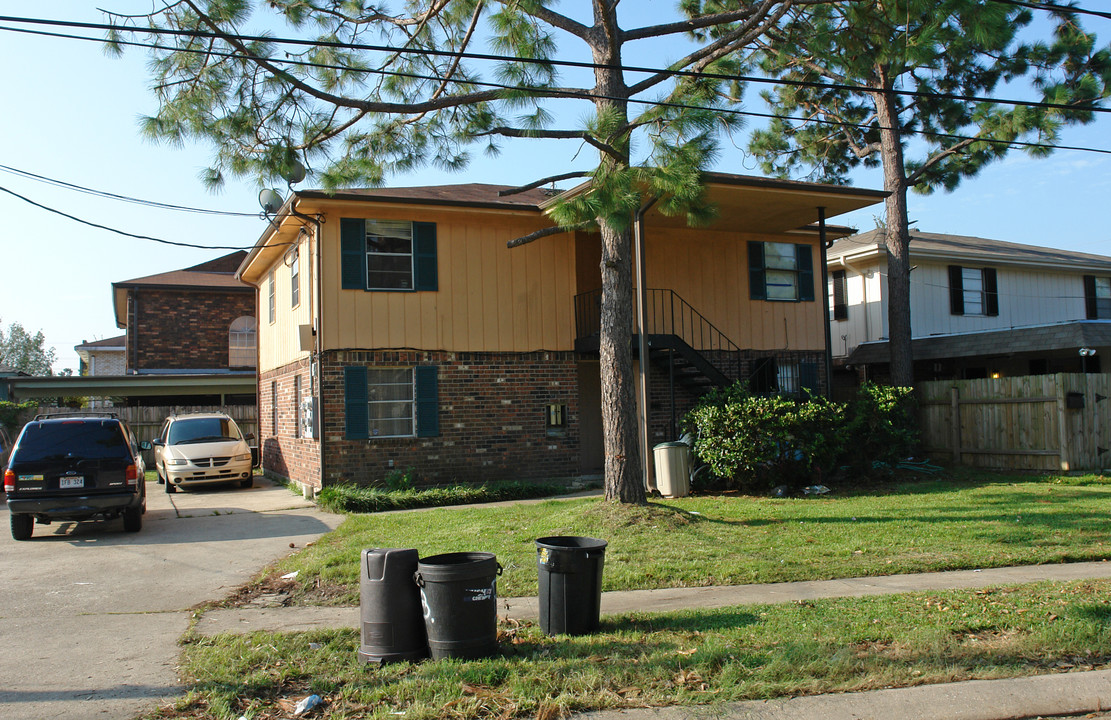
top-left (267, 270), bottom-right (276, 324)
top-left (290, 248), bottom-right (300, 307)
top-left (1084, 275), bottom-right (1111, 319)
top-left (948, 266), bottom-right (998, 316)
top-left (229, 316), bottom-right (257, 368)
top-left (748, 241), bottom-right (814, 302)
top-left (340, 218), bottom-right (438, 292)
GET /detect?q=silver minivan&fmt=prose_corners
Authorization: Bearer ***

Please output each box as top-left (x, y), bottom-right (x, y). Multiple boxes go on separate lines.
top-left (153, 412), bottom-right (254, 493)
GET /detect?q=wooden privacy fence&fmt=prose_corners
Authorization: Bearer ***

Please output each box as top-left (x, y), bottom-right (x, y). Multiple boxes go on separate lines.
top-left (30, 405), bottom-right (258, 466)
top-left (918, 374), bottom-right (1111, 472)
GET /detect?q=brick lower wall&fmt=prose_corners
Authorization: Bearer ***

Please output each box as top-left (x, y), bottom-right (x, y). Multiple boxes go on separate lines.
top-left (259, 358), bottom-right (321, 489)
top-left (320, 350), bottom-right (581, 487)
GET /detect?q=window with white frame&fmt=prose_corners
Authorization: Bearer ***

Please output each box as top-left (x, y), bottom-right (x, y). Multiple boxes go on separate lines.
top-left (948, 265), bottom-right (998, 316)
top-left (777, 363), bottom-right (800, 395)
top-left (228, 316), bottom-right (257, 368)
top-left (765, 243), bottom-right (800, 300)
top-left (367, 368), bottom-right (415, 437)
top-left (290, 248), bottom-right (300, 307)
top-left (365, 220), bottom-right (415, 290)
top-left (961, 267), bottom-right (984, 315)
top-left (268, 270), bottom-right (276, 324)
top-left (748, 241), bottom-right (814, 302)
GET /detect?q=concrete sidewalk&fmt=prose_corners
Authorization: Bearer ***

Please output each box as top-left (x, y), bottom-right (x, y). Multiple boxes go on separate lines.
top-left (196, 560), bottom-right (1111, 720)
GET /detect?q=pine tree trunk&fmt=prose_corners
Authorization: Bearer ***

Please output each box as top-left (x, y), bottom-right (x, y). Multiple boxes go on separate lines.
top-left (591, 0), bottom-right (645, 504)
top-left (598, 222), bottom-right (646, 504)
top-left (873, 80), bottom-right (915, 388)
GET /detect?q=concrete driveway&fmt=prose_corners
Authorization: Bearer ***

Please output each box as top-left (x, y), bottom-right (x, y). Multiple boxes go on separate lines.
top-left (0, 477), bottom-right (343, 720)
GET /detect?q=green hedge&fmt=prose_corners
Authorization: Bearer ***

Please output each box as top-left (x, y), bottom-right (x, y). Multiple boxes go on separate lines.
top-left (683, 382), bottom-right (917, 492)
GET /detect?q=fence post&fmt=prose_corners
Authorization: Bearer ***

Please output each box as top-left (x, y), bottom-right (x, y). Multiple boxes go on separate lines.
top-left (950, 386), bottom-right (961, 465)
top-left (1055, 374), bottom-right (1070, 472)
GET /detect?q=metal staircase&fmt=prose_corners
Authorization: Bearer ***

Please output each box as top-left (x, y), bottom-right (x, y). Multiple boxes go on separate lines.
top-left (574, 288), bottom-right (742, 393)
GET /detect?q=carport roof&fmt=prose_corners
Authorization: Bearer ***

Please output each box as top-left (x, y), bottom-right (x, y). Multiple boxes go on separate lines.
top-left (846, 321), bottom-right (1111, 365)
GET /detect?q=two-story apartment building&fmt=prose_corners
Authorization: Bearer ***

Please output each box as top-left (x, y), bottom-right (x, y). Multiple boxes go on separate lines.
top-left (829, 229), bottom-right (1111, 385)
top-left (238, 175), bottom-right (885, 493)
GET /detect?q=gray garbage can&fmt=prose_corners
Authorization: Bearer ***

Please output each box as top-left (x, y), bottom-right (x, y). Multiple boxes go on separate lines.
top-left (653, 442), bottom-right (691, 498)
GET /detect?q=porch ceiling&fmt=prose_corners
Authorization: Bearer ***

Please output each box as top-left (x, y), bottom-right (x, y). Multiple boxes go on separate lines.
top-left (642, 175), bottom-right (888, 234)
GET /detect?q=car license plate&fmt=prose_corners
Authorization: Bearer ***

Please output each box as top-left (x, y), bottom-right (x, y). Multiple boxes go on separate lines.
top-left (59, 476), bottom-right (84, 489)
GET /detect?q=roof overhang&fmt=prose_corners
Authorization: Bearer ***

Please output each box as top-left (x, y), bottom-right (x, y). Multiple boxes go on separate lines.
top-left (1, 373), bottom-right (257, 400)
top-left (846, 321), bottom-right (1111, 365)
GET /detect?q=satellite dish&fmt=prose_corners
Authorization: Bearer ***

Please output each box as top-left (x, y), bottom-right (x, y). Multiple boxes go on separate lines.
top-left (283, 159), bottom-right (306, 184)
top-left (259, 188), bottom-right (284, 214)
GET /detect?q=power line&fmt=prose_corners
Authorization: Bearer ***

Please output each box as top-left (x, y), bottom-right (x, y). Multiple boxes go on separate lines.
top-left (4, 21), bottom-right (1110, 159)
top-left (1, 13), bottom-right (1108, 117)
top-left (0, 163), bottom-right (260, 217)
top-left (0, 184), bottom-right (265, 250)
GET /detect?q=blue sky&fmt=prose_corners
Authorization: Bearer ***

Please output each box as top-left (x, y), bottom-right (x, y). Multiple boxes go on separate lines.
top-left (1, 2), bottom-right (1108, 373)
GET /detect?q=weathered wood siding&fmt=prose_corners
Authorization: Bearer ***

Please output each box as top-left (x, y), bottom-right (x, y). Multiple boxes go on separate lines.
top-left (918, 374), bottom-right (1111, 471)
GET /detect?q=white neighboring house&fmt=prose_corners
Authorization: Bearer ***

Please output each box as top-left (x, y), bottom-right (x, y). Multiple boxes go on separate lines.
top-left (828, 230), bottom-right (1111, 385)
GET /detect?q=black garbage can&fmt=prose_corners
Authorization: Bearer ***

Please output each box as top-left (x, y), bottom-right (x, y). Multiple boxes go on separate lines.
top-left (414, 551), bottom-right (501, 660)
top-left (535, 536), bottom-right (607, 636)
top-left (358, 548), bottom-right (428, 664)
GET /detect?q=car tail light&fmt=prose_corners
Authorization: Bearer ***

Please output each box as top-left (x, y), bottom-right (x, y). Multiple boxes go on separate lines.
top-left (125, 464), bottom-right (139, 486)
top-left (3, 469), bottom-right (14, 493)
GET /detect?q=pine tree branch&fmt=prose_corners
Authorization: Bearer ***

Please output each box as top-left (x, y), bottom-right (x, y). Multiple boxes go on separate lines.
top-left (905, 136), bottom-right (980, 186)
top-left (507, 222), bottom-right (592, 248)
top-left (498, 172), bottom-right (590, 196)
top-left (479, 127), bottom-right (622, 158)
top-left (521, 3), bottom-right (593, 42)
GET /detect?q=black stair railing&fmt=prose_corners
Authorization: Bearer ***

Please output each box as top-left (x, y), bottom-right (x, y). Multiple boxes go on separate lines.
top-left (574, 288), bottom-right (742, 383)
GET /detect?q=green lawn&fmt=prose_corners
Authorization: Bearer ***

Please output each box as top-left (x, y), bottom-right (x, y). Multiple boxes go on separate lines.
top-left (172, 579), bottom-right (1111, 720)
top-left (271, 473), bottom-right (1111, 604)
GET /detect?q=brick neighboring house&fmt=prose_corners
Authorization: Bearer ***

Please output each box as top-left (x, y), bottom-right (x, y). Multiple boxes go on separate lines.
top-left (237, 175), bottom-right (885, 494)
top-left (75, 335), bottom-right (126, 376)
top-left (111, 252), bottom-right (258, 404)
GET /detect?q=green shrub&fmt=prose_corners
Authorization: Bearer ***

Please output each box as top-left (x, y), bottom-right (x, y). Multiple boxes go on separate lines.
top-left (0, 401), bottom-right (35, 433)
top-left (683, 382), bottom-right (917, 492)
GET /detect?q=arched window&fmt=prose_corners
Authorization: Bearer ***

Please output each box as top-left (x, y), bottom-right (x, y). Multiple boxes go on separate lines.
top-left (229, 316), bottom-right (257, 368)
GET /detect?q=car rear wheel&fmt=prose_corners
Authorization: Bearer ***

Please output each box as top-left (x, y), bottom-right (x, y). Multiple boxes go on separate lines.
top-left (11, 513), bottom-right (33, 541)
top-left (122, 506), bottom-right (142, 533)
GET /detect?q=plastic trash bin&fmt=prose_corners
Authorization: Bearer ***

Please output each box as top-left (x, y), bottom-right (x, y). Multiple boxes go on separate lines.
top-left (414, 551), bottom-right (501, 660)
top-left (358, 548), bottom-right (428, 664)
top-left (653, 441), bottom-right (691, 498)
top-left (535, 536), bottom-right (607, 636)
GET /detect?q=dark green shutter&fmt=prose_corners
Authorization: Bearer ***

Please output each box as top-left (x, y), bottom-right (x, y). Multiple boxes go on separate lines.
top-left (413, 222), bottom-right (438, 291)
top-left (748, 242), bottom-right (766, 300)
top-left (344, 366), bottom-right (368, 439)
top-left (800, 362), bottom-right (820, 394)
top-left (983, 268), bottom-right (999, 316)
top-left (948, 265), bottom-right (965, 315)
top-left (415, 366), bottom-right (439, 437)
top-left (796, 244), bottom-right (814, 302)
top-left (340, 218), bottom-right (367, 290)
top-left (1084, 275), bottom-right (1098, 319)
top-left (832, 269), bottom-right (848, 320)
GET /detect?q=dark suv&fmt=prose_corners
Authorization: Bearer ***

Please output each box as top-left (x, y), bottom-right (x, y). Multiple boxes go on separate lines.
top-left (4, 414), bottom-right (150, 540)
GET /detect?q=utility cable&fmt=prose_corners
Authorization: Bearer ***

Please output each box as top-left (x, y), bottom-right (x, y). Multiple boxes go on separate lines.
top-left (0, 163), bottom-right (260, 217)
top-left (0, 184), bottom-right (269, 250)
top-left (3, 22), bottom-right (1109, 158)
top-left (0, 13), bottom-right (1108, 117)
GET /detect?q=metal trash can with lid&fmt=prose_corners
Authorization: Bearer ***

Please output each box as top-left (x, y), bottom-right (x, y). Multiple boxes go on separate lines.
top-left (653, 441), bottom-right (691, 497)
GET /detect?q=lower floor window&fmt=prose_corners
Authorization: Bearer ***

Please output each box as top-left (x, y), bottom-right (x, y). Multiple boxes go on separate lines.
top-left (368, 368), bottom-right (415, 437)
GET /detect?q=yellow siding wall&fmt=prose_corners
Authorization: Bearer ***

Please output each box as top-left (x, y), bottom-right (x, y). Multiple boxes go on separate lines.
top-left (319, 203), bottom-right (576, 354)
top-left (644, 227), bottom-right (825, 351)
top-left (257, 231), bottom-right (314, 373)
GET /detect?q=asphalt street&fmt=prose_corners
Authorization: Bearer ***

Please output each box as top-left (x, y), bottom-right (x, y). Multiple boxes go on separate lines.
top-left (0, 477), bottom-right (342, 720)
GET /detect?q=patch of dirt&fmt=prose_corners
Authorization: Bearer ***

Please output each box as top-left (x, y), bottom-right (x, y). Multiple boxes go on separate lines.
top-left (578, 501), bottom-right (699, 532)
top-left (208, 573), bottom-right (354, 610)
